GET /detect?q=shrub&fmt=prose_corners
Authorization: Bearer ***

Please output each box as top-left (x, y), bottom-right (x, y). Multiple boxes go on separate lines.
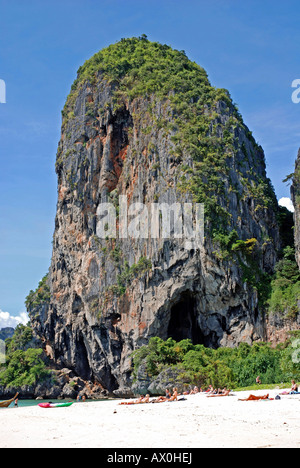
top-left (268, 247), bottom-right (300, 318)
top-left (0, 325), bottom-right (50, 389)
top-left (131, 337), bottom-right (293, 389)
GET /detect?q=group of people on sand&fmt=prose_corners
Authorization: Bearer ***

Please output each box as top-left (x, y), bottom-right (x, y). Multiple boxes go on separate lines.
top-left (182, 384), bottom-right (231, 396)
top-left (238, 380), bottom-right (299, 401)
top-left (119, 384), bottom-right (233, 406)
top-left (119, 387), bottom-right (179, 405)
top-left (205, 386), bottom-right (231, 397)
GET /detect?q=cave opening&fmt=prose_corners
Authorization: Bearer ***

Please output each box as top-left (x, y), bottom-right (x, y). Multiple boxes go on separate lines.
top-left (167, 292), bottom-right (202, 345)
top-left (75, 334), bottom-right (91, 381)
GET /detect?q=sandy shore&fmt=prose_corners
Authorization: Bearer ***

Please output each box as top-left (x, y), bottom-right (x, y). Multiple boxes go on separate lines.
top-left (0, 389), bottom-right (299, 448)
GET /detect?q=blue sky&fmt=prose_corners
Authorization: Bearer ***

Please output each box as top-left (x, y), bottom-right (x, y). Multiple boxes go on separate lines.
top-left (0, 0), bottom-right (299, 325)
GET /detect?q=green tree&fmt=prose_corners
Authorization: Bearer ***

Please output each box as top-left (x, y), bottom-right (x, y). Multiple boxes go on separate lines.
top-left (268, 247), bottom-right (300, 318)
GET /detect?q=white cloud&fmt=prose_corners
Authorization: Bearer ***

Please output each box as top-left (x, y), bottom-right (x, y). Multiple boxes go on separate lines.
top-left (0, 310), bottom-right (29, 329)
top-left (279, 197), bottom-right (295, 213)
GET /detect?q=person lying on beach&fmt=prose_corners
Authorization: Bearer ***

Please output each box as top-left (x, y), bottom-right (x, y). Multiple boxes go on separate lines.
top-left (190, 386), bottom-right (199, 394)
top-left (238, 394), bottom-right (269, 401)
top-left (206, 388), bottom-right (231, 397)
top-left (183, 386), bottom-right (199, 395)
top-left (211, 387), bottom-right (227, 395)
top-left (207, 387), bottom-right (219, 395)
top-left (151, 388), bottom-right (171, 403)
top-left (119, 396), bottom-right (142, 405)
top-left (119, 394), bottom-right (150, 405)
top-left (142, 394), bottom-right (150, 403)
top-left (152, 387), bottom-right (178, 403)
top-left (152, 396), bottom-right (167, 403)
top-left (206, 385), bottom-right (219, 395)
top-left (205, 385), bottom-right (213, 393)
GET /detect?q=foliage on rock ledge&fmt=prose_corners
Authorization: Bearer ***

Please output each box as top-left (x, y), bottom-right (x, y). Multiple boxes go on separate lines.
top-left (25, 274), bottom-right (50, 317)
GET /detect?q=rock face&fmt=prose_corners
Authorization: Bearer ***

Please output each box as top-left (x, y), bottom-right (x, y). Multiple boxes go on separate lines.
top-left (291, 148), bottom-right (300, 269)
top-left (30, 37), bottom-right (280, 395)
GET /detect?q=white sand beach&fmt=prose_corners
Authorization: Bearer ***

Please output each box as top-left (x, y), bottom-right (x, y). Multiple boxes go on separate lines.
top-left (0, 389), bottom-right (299, 448)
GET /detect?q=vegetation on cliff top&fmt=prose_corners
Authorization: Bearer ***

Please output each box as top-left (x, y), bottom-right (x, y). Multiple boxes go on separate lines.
top-left (63, 35), bottom-right (277, 232)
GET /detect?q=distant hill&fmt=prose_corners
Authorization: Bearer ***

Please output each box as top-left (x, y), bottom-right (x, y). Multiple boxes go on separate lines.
top-left (0, 327), bottom-right (15, 341)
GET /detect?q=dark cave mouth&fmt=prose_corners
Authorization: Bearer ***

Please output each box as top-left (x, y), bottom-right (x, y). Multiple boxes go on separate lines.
top-left (167, 292), bottom-right (202, 345)
top-left (166, 292), bottom-right (220, 348)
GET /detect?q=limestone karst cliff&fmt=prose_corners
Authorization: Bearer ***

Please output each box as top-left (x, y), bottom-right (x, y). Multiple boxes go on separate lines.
top-left (27, 37), bottom-right (282, 395)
